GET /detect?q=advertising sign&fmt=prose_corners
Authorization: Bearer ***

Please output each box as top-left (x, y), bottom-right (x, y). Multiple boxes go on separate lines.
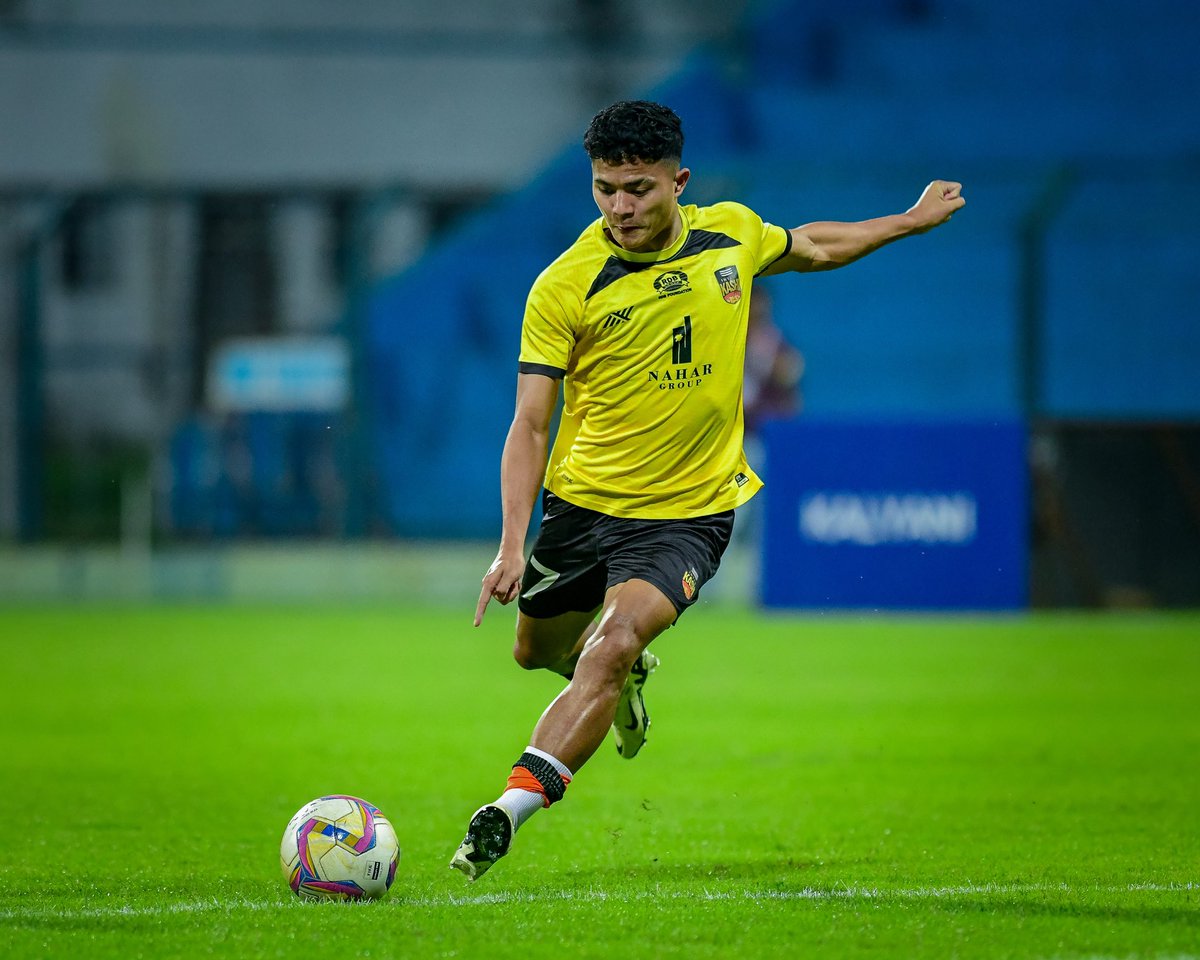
top-left (759, 420), bottom-right (1027, 609)
top-left (208, 337), bottom-right (348, 412)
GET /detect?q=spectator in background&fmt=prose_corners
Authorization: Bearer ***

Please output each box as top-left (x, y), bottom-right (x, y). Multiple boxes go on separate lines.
top-left (742, 285), bottom-right (803, 436)
top-left (738, 285), bottom-right (804, 550)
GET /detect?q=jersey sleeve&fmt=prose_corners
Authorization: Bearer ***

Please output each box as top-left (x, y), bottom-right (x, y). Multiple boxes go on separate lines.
top-left (715, 201), bottom-right (792, 276)
top-left (748, 208), bottom-right (792, 276)
top-left (755, 219), bottom-right (792, 275)
top-left (518, 270), bottom-right (576, 378)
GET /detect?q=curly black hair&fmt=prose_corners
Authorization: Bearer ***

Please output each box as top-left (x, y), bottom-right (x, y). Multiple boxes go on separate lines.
top-left (582, 100), bottom-right (684, 166)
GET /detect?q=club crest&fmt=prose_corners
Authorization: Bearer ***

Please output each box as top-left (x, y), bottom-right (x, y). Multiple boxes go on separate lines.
top-left (714, 265), bottom-right (741, 304)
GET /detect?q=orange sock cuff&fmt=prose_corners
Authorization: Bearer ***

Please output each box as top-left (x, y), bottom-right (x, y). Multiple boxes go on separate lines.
top-left (506, 766), bottom-right (550, 808)
top-left (507, 762), bottom-right (572, 809)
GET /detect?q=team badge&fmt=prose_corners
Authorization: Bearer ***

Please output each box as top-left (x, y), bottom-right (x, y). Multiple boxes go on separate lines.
top-left (681, 568), bottom-right (699, 601)
top-left (714, 265), bottom-right (741, 304)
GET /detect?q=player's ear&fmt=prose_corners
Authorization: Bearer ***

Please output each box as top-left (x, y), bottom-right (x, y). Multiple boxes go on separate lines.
top-left (674, 167), bottom-right (690, 197)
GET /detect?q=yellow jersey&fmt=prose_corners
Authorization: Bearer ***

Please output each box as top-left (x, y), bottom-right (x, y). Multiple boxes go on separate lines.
top-left (518, 201), bottom-right (791, 519)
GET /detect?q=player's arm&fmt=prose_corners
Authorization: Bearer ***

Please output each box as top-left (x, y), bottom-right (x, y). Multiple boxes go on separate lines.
top-left (761, 180), bottom-right (965, 275)
top-left (474, 371), bottom-right (560, 626)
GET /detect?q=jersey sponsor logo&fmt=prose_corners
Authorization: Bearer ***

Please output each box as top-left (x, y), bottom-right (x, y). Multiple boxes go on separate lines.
top-left (648, 316), bottom-right (713, 390)
top-left (714, 265), bottom-right (742, 304)
top-left (603, 307), bottom-right (633, 330)
top-left (735, 472), bottom-right (749, 487)
top-left (681, 568), bottom-right (698, 601)
top-left (654, 270), bottom-right (691, 299)
top-left (648, 363), bottom-right (713, 390)
top-left (671, 316), bottom-right (693, 364)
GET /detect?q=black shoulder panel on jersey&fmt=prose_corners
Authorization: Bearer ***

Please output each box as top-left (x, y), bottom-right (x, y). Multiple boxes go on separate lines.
top-left (585, 257), bottom-right (651, 300)
top-left (518, 361), bottom-right (566, 379)
top-left (676, 227), bottom-right (742, 257)
top-left (585, 228), bottom-right (742, 300)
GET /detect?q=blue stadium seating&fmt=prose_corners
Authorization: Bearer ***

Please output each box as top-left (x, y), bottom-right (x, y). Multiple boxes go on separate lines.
top-left (1043, 177), bottom-right (1200, 418)
top-left (169, 412), bottom-right (338, 538)
top-left (357, 0), bottom-right (1199, 535)
top-left (177, 0), bottom-right (1195, 537)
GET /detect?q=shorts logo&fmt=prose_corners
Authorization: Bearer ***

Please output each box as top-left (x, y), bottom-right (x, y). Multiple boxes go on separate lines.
top-left (714, 265), bottom-right (742, 304)
top-left (681, 568), bottom-right (699, 601)
top-left (522, 556), bottom-right (561, 600)
top-left (654, 270), bottom-right (691, 299)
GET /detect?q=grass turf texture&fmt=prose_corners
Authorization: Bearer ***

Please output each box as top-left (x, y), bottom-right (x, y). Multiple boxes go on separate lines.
top-left (2, 605), bottom-right (1197, 959)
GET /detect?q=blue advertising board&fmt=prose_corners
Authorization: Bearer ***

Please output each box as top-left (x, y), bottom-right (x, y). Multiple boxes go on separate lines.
top-left (758, 420), bottom-right (1028, 610)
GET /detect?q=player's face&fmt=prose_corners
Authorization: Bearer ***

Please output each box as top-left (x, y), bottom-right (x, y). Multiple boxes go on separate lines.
top-left (592, 158), bottom-right (690, 253)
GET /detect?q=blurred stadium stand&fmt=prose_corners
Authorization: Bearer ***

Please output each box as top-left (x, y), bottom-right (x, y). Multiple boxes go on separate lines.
top-left (1, 0), bottom-right (1198, 605)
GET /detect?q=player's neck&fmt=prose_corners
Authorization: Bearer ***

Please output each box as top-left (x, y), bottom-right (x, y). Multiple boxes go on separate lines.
top-left (654, 210), bottom-right (684, 251)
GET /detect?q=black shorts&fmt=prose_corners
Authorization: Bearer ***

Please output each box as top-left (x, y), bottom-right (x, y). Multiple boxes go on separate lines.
top-left (518, 491), bottom-right (735, 620)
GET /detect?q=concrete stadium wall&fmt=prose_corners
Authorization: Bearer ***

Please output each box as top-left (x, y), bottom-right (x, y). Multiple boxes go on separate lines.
top-left (0, 0), bottom-right (750, 190)
top-left (0, 541), bottom-right (755, 605)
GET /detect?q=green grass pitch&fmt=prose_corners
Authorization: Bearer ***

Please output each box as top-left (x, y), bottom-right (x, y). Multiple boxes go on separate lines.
top-left (2, 604), bottom-right (1197, 959)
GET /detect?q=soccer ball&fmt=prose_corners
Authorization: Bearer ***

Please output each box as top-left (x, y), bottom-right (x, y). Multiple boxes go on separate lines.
top-left (280, 795), bottom-right (400, 901)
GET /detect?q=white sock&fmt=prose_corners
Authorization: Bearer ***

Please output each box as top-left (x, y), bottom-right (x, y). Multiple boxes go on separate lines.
top-left (493, 746), bottom-right (574, 832)
top-left (524, 745), bottom-right (573, 780)
top-left (494, 787), bottom-right (545, 831)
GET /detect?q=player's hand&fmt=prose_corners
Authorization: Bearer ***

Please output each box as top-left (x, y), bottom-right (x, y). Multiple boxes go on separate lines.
top-left (906, 180), bottom-right (965, 233)
top-left (474, 547), bottom-right (526, 626)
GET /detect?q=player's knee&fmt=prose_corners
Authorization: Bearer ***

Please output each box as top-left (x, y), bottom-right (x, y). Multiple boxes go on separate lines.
top-left (512, 638), bottom-right (553, 671)
top-left (512, 622), bottom-right (564, 671)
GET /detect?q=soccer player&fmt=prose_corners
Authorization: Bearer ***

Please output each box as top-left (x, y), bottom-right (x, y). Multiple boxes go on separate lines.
top-left (450, 100), bottom-right (964, 880)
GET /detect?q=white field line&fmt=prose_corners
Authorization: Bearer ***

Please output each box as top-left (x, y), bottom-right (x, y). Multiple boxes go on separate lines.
top-left (1, 881), bottom-right (1196, 921)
